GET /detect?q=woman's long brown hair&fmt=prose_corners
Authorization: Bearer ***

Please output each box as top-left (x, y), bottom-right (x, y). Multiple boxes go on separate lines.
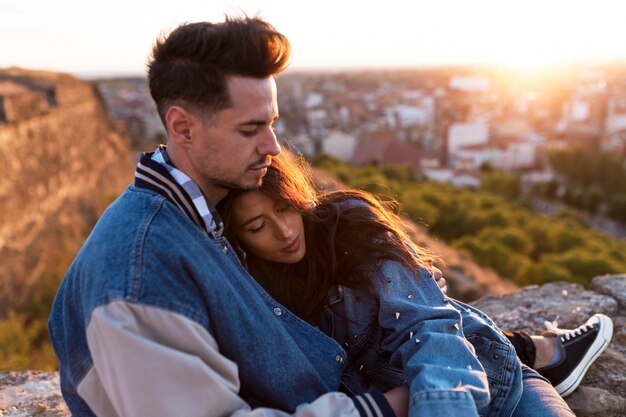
top-left (219, 150), bottom-right (436, 324)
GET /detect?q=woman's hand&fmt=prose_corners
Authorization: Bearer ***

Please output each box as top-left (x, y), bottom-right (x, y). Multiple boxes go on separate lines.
top-left (432, 266), bottom-right (447, 294)
top-left (425, 260), bottom-right (447, 294)
top-left (383, 386), bottom-right (409, 417)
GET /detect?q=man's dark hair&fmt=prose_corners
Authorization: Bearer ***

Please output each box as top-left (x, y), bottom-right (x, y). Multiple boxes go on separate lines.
top-left (147, 16), bottom-right (291, 124)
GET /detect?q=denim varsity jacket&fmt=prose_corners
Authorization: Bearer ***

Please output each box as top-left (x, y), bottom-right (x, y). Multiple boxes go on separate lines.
top-left (47, 152), bottom-right (394, 417)
top-left (318, 200), bottom-right (524, 417)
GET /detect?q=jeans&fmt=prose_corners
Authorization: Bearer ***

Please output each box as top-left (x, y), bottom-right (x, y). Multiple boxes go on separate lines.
top-left (512, 366), bottom-right (575, 417)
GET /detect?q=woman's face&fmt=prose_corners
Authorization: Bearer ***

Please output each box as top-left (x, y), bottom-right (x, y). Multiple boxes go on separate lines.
top-left (230, 191), bottom-right (306, 264)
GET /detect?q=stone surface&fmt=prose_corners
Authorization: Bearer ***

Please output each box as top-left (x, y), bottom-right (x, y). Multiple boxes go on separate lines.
top-left (564, 386), bottom-right (626, 417)
top-left (472, 281), bottom-right (619, 332)
top-left (473, 277), bottom-right (626, 417)
top-left (0, 372), bottom-right (68, 417)
top-left (592, 275), bottom-right (626, 308)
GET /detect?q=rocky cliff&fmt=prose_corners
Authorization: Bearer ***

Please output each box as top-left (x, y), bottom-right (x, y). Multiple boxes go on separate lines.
top-left (1, 275), bottom-right (624, 417)
top-left (0, 68), bottom-right (134, 315)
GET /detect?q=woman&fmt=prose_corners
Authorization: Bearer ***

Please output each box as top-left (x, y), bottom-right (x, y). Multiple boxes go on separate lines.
top-left (219, 151), bottom-right (577, 416)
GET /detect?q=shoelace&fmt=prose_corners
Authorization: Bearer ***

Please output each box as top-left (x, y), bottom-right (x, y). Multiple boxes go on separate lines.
top-left (544, 320), bottom-right (596, 342)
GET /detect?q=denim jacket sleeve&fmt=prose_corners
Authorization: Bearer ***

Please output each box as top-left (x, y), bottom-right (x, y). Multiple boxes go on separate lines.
top-left (369, 260), bottom-right (490, 417)
top-left (83, 300), bottom-right (394, 417)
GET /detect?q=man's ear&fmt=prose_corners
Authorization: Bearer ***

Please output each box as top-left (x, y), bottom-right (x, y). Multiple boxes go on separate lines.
top-left (165, 106), bottom-right (194, 148)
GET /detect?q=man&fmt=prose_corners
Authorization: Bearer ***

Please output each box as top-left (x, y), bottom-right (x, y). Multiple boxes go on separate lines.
top-left (48, 16), bottom-right (405, 417)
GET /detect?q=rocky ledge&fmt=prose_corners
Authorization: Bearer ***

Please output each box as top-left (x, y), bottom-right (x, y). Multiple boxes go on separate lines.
top-left (1, 275), bottom-right (625, 417)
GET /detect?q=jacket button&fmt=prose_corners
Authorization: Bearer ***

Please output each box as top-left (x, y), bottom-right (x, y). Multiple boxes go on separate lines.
top-left (222, 246), bottom-right (228, 253)
top-left (273, 308), bottom-right (282, 316)
top-left (335, 354), bottom-right (343, 363)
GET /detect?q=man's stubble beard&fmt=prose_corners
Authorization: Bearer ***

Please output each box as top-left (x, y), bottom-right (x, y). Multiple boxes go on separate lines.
top-left (211, 175), bottom-right (264, 193)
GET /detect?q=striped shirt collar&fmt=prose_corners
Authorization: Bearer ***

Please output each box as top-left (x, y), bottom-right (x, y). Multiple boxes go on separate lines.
top-left (134, 146), bottom-right (224, 238)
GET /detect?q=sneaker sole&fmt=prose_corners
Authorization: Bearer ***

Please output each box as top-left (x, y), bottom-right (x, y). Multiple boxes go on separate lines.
top-left (554, 314), bottom-right (613, 397)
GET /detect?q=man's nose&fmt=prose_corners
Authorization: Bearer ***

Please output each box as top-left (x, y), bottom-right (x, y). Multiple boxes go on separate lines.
top-left (258, 128), bottom-right (281, 156)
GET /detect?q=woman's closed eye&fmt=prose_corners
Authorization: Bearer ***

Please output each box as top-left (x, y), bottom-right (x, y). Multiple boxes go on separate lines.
top-left (247, 222), bottom-right (266, 234)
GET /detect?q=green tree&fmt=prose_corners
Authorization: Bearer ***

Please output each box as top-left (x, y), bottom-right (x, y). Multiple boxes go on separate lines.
top-left (476, 226), bottom-right (536, 257)
top-left (401, 189), bottom-right (440, 227)
top-left (608, 194), bottom-right (626, 222)
top-left (517, 261), bottom-right (572, 286)
top-left (480, 171), bottom-right (520, 200)
top-left (542, 249), bottom-right (623, 287)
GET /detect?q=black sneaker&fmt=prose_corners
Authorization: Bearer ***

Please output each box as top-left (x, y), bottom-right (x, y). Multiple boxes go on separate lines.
top-left (537, 314), bottom-right (613, 397)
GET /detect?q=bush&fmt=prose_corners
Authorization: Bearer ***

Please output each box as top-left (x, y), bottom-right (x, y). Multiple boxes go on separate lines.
top-left (516, 261), bottom-right (572, 286)
top-left (476, 226), bottom-right (536, 257)
top-left (401, 190), bottom-right (440, 228)
top-left (542, 249), bottom-right (623, 287)
top-left (480, 171), bottom-right (520, 200)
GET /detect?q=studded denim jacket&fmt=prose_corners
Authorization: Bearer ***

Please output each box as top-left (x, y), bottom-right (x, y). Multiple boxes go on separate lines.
top-left (319, 247), bottom-right (524, 417)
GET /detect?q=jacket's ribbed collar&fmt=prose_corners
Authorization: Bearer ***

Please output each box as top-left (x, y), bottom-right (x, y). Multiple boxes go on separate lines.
top-left (134, 146), bottom-right (224, 238)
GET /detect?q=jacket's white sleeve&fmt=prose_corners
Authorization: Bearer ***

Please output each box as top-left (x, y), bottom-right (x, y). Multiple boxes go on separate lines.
top-left (81, 300), bottom-right (391, 417)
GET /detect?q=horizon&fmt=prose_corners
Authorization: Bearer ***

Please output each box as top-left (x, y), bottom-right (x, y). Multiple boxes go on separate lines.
top-left (3, 0), bottom-right (626, 78)
top-left (7, 58), bottom-right (626, 83)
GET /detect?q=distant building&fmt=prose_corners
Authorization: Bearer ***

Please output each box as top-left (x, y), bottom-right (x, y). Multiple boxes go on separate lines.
top-left (321, 130), bottom-right (358, 162)
top-left (449, 76), bottom-right (490, 92)
top-left (352, 137), bottom-right (439, 174)
top-left (422, 167), bottom-right (482, 188)
top-left (287, 133), bottom-right (316, 156)
top-left (452, 136), bottom-right (541, 172)
top-left (603, 96), bottom-right (626, 155)
top-left (447, 122), bottom-right (489, 152)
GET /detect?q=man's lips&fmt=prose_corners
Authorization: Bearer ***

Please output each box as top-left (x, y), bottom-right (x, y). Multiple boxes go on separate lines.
top-left (250, 162), bottom-right (271, 172)
top-left (281, 235), bottom-right (300, 254)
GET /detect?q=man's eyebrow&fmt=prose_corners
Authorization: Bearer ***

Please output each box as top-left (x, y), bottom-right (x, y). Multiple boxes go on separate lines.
top-left (239, 114), bottom-right (279, 126)
top-left (239, 120), bottom-right (267, 126)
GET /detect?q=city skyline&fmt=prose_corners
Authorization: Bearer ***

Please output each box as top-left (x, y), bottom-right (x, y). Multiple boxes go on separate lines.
top-left (2, 0), bottom-right (626, 78)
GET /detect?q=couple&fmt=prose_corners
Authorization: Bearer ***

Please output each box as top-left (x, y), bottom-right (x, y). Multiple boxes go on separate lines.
top-left (48, 15), bottom-right (611, 417)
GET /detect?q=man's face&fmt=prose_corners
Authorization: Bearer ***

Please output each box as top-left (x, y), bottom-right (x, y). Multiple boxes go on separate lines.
top-left (188, 75), bottom-right (281, 203)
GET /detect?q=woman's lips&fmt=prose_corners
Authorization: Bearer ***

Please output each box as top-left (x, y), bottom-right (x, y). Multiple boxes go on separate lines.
top-left (281, 235), bottom-right (300, 254)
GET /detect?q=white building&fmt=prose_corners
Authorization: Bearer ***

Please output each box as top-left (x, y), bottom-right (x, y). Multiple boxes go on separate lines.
top-left (304, 92), bottom-right (324, 108)
top-left (605, 97), bottom-right (626, 134)
top-left (447, 122), bottom-right (489, 153)
top-left (422, 167), bottom-right (481, 188)
top-left (449, 75), bottom-right (490, 92)
top-left (498, 141), bottom-right (537, 170)
top-left (322, 131), bottom-right (358, 162)
top-left (451, 132), bottom-right (543, 171)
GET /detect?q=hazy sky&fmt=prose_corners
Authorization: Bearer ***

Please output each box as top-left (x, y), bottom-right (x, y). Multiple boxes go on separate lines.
top-left (2, 0), bottom-right (626, 78)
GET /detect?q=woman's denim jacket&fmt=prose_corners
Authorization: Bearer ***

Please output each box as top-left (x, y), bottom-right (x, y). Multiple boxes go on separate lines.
top-left (319, 250), bottom-right (523, 417)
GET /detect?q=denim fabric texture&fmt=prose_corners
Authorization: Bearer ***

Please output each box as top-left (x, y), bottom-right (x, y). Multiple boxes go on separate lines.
top-left (320, 261), bottom-right (513, 417)
top-left (48, 185), bottom-right (348, 415)
top-left (320, 253), bottom-right (574, 417)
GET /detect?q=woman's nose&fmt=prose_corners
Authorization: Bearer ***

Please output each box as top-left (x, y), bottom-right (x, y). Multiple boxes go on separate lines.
top-left (276, 220), bottom-right (293, 239)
